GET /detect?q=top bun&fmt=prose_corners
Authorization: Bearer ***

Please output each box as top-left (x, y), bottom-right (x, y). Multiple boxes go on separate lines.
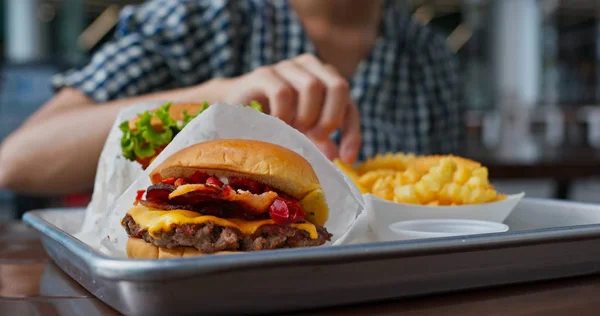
top-left (128, 103), bottom-right (207, 132)
top-left (148, 139), bottom-right (329, 225)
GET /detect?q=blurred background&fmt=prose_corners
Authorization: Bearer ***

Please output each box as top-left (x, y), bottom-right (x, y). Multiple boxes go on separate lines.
top-left (1, 0), bottom-right (600, 221)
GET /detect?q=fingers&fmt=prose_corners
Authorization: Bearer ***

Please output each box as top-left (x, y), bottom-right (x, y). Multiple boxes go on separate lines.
top-left (317, 65), bottom-right (351, 139)
top-left (251, 67), bottom-right (296, 125)
top-left (339, 101), bottom-right (362, 165)
top-left (296, 55), bottom-right (351, 140)
top-left (235, 53), bottom-right (360, 163)
top-left (273, 61), bottom-right (325, 132)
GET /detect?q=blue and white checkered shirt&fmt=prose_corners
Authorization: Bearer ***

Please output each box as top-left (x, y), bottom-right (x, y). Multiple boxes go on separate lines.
top-left (52, 0), bottom-right (464, 159)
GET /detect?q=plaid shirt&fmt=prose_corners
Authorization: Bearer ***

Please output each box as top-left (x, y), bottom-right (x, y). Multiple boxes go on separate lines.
top-left (52, 0), bottom-right (464, 159)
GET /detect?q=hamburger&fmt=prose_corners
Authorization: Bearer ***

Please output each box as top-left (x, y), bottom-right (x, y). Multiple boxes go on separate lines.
top-left (121, 139), bottom-right (333, 259)
top-left (119, 102), bottom-right (262, 169)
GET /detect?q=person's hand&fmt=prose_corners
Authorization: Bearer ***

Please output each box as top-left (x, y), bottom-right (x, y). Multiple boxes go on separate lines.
top-left (220, 53), bottom-right (361, 164)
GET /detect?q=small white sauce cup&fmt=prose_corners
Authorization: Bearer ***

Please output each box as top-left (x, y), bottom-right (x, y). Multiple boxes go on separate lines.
top-left (388, 219), bottom-right (510, 240)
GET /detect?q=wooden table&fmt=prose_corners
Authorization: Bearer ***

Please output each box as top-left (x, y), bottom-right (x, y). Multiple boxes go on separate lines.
top-left (2, 222), bottom-right (600, 315)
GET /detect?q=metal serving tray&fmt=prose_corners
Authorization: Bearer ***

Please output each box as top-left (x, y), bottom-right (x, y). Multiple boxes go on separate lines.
top-left (23, 198), bottom-right (600, 316)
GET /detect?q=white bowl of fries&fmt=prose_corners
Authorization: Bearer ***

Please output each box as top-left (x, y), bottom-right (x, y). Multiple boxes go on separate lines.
top-left (366, 193), bottom-right (522, 241)
top-left (334, 153), bottom-right (525, 242)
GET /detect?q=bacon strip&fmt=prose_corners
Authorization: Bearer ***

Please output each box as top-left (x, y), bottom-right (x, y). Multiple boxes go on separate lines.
top-left (164, 184), bottom-right (278, 214)
top-left (220, 186), bottom-right (278, 214)
top-left (140, 199), bottom-right (195, 211)
top-left (146, 183), bottom-right (176, 203)
top-left (140, 177), bottom-right (304, 223)
top-left (168, 184), bottom-right (222, 205)
top-left (169, 184), bottom-right (220, 199)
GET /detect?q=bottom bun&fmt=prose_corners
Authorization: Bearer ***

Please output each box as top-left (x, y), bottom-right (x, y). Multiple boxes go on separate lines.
top-left (126, 238), bottom-right (239, 259)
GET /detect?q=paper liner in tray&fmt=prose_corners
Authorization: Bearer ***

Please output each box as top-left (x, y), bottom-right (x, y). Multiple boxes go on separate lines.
top-left (365, 193), bottom-right (525, 242)
top-left (87, 103), bottom-right (366, 257)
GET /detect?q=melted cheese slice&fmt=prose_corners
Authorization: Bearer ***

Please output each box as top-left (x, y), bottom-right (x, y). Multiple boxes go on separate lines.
top-left (127, 205), bottom-right (318, 239)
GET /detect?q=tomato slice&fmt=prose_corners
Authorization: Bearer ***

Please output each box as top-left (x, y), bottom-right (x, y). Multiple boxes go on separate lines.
top-left (269, 197), bottom-right (305, 225)
top-left (134, 190), bottom-right (146, 206)
top-left (187, 171), bottom-right (210, 184)
top-left (206, 177), bottom-right (224, 187)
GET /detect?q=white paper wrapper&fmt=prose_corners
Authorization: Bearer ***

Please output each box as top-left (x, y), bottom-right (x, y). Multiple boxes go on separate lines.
top-left (98, 103), bottom-right (365, 257)
top-left (365, 192), bottom-right (525, 242)
top-left (72, 100), bottom-right (526, 255)
top-left (74, 101), bottom-right (167, 249)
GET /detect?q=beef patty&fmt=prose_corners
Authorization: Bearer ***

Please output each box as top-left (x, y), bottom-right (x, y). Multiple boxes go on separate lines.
top-left (122, 214), bottom-right (332, 253)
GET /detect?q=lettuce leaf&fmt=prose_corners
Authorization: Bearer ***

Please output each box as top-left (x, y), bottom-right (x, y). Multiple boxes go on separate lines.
top-left (119, 101), bottom-right (264, 162)
top-left (249, 100), bottom-right (262, 112)
top-left (182, 102), bottom-right (209, 127)
top-left (119, 121), bottom-right (137, 160)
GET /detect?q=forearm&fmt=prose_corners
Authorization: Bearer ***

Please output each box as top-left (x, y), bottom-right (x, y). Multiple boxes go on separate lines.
top-left (22, 79), bottom-right (228, 128)
top-left (0, 104), bottom-right (121, 195)
top-left (0, 79), bottom-right (226, 195)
